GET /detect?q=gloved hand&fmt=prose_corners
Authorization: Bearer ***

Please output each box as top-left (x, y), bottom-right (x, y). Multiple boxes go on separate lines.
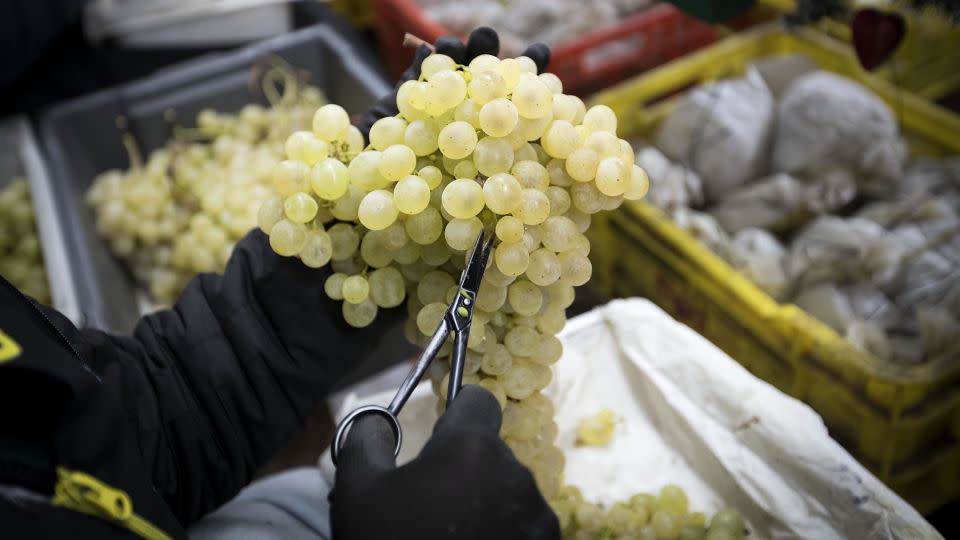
top-left (329, 385), bottom-right (561, 540)
top-left (357, 27), bottom-right (552, 139)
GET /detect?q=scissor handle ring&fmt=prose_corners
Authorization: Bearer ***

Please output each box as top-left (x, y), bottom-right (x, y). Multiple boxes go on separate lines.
top-left (330, 405), bottom-right (403, 467)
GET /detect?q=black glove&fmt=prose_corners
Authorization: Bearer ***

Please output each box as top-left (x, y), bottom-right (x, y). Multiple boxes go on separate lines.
top-left (357, 27), bottom-right (552, 140)
top-left (330, 385), bottom-right (561, 540)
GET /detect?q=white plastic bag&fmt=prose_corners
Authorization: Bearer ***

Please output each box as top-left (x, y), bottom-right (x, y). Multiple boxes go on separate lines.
top-left (655, 68), bottom-right (775, 203)
top-left (729, 228), bottom-right (789, 300)
top-left (634, 146), bottom-right (705, 210)
top-left (322, 300), bottom-right (939, 539)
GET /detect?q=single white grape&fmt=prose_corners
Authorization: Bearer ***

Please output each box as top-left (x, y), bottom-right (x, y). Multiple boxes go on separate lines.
top-left (310, 158), bottom-right (350, 200)
top-left (343, 298), bottom-right (378, 328)
top-left (585, 131), bottom-right (619, 158)
top-left (624, 164), bottom-right (650, 201)
top-left (438, 121), bottom-right (479, 160)
top-left (570, 182), bottom-right (603, 214)
top-left (481, 343), bottom-right (513, 376)
top-left (441, 178), bottom-right (485, 219)
top-left (516, 113), bottom-right (553, 142)
top-left (495, 216), bottom-right (525, 244)
top-left (511, 78), bottom-right (553, 119)
top-left (565, 148), bottom-right (600, 183)
top-left (368, 266), bottom-right (406, 308)
top-left (513, 189), bottom-right (551, 226)
top-left (285, 131), bottom-right (328, 165)
top-left (418, 165), bottom-right (443, 189)
top-left (417, 302), bottom-right (448, 335)
top-left (421, 53), bottom-right (456, 79)
top-left (358, 190), bottom-right (399, 230)
top-left (531, 334), bottom-right (563, 366)
top-left (418, 271), bottom-right (456, 305)
top-left (482, 173), bottom-right (522, 214)
top-left (272, 160), bottom-right (311, 196)
top-left (546, 159), bottom-right (574, 187)
top-left (514, 143), bottom-right (538, 163)
top-left (269, 219), bottom-right (308, 257)
top-left (404, 206), bottom-right (443, 245)
top-left (501, 361), bottom-right (539, 400)
top-left (426, 70), bottom-right (467, 111)
top-left (538, 73), bottom-right (563, 94)
top-left (541, 216), bottom-right (578, 252)
top-left (479, 99), bottom-right (519, 138)
top-left (397, 80), bottom-right (426, 120)
top-left (545, 186), bottom-right (571, 216)
top-left (444, 216), bottom-right (484, 252)
top-left (468, 70), bottom-right (508, 105)
top-left (283, 192), bottom-right (319, 224)
top-left (328, 222), bottom-right (360, 261)
top-left (595, 157), bottom-right (629, 196)
top-left (342, 275), bottom-right (370, 304)
top-left (475, 280), bottom-right (508, 312)
top-left (379, 144), bottom-right (417, 181)
top-left (393, 175), bottom-right (431, 214)
top-left (300, 230), bottom-right (333, 268)
top-left (495, 58), bottom-right (521, 90)
top-left (582, 104), bottom-right (618, 134)
top-left (454, 98), bottom-right (482, 128)
top-left (324, 272), bottom-right (348, 300)
top-left (473, 137), bottom-right (514, 176)
top-left (508, 279), bottom-right (542, 316)
top-left (505, 326), bottom-right (541, 357)
top-left (348, 151), bottom-right (389, 191)
top-left (541, 120), bottom-right (578, 159)
top-left (469, 54), bottom-right (500, 73)
top-left (369, 117), bottom-right (408, 151)
top-left (495, 241), bottom-right (530, 276)
top-left (559, 250), bottom-right (592, 286)
top-left (312, 104), bottom-right (350, 142)
top-left (526, 248), bottom-right (562, 287)
top-left (511, 160), bottom-right (549, 190)
top-left (551, 94), bottom-right (577, 122)
top-left (360, 231), bottom-right (392, 269)
top-left (405, 120), bottom-right (440, 156)
top-left (516, 55), bottom-right (538, 74)
top-left (257, 195), bottom-right (284, 234)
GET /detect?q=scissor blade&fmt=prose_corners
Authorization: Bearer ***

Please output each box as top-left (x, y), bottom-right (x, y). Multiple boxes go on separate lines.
top-left (457, 232), bottom-right (494, 295)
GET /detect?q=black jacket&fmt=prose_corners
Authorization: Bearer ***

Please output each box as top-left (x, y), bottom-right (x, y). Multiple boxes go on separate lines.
top-left (0, 230), bottom-right (401, 539)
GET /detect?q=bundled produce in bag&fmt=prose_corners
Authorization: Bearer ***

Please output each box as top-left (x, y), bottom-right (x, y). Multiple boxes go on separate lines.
top-left (654, 68), bottom-right (775, 203)
top-left (772, 71), bottom-right (907, 195)
top-left (728, 228), bottom-right (788, 300)
top-left (634, 145), bottom-right (704, 211)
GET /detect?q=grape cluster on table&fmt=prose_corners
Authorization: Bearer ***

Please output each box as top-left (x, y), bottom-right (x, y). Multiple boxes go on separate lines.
top-left (0, 178), bottom-right (50, 303)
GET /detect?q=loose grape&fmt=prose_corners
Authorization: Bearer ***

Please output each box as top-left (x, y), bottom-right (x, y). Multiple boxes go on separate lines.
top-left (438, 121), bottom-right (479, 160)
top-left (442, 178), bottom-right (485, 219)
top-left (358, 190), bottom-right (399, 230)
top-left (312, 104), bottom-right (350, 142)
top-left (394, 175), bottom-right (431, 214)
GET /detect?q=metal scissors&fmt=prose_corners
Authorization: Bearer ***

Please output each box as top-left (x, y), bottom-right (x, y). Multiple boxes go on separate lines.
top-left (331, 231), bottom-right (495, 466)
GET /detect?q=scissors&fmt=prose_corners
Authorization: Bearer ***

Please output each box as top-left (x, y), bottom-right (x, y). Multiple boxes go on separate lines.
top-left (331, 231), bottom-right (495, 466)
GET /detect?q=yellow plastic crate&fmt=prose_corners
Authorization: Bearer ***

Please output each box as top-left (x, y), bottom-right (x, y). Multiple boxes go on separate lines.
top-left (761, 0), bottom-right (960, 100)
top-left (588, 23), bottom-right (960, 514)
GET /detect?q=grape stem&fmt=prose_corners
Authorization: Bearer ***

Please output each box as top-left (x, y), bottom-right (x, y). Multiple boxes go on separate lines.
top-left (115, 116), bottom-right (143, 172)
top-left (402, 33), bottom-right (435, 51)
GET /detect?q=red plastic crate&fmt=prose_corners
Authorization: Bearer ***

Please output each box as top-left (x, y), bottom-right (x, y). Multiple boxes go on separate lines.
top-left (373, 0), bottom-right (719, 96)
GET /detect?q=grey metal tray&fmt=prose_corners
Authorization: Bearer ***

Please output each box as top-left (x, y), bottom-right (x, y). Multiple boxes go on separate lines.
top-left (38, 25), bottom-right (414, 387)
top-left (1, 116), bottom-right (80, 323)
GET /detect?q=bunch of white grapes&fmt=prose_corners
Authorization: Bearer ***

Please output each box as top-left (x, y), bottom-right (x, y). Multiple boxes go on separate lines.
top-left (260, 49), bottom-right (649, 506)
top-left (554, 484), bottom-right (747, 540)
top-left (86, 78), bottom-right (330, 305)
top-left (0, 178), bottom-right (51, 303)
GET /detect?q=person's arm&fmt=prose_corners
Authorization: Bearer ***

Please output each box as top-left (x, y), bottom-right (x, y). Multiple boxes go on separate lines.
top-left (46, 229), bottom-right (402, 525)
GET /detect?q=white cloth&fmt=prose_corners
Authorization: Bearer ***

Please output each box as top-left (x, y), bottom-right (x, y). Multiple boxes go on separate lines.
top-left (325, 299), bottom-right (939, 540)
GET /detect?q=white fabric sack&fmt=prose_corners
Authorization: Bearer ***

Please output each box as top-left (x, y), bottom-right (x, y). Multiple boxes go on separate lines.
top-left (655, 68), bottom-right (775, 203)
top-left (634, 145), bottom-right (705, 211)
top-left (729, 228), bottom-right (789, 300)
top-left (322, 299), bottom-right (938, 540)
top-left (773, 71), bottom-right (906, 190)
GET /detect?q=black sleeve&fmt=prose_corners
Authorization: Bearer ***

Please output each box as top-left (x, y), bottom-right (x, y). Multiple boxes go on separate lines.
top-left (54, 229), bottom-right (403, 524)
